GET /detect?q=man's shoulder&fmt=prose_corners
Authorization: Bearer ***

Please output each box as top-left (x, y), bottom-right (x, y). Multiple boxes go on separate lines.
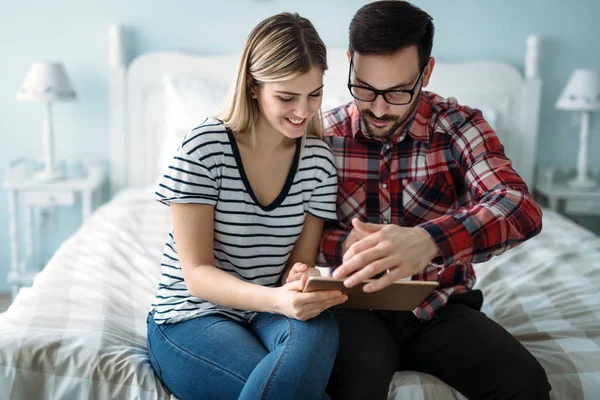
top-left (424, 92), bottom-right (489, 137)
top-left (322, 102), bottom-right (357, 139)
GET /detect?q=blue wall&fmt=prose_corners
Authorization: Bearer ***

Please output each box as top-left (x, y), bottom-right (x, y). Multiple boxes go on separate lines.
top-left (1, 0), bottom-right (599, 291)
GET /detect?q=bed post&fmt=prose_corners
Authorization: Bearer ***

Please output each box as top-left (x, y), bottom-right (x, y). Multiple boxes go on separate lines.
top-left (519, 34), bottom-right (543, 188)
top-left (108, 24), bottom-right (127, 196)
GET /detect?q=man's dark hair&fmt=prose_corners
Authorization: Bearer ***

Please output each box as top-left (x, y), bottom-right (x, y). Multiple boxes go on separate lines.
top-left (349, 1), bottom-right (434, 69)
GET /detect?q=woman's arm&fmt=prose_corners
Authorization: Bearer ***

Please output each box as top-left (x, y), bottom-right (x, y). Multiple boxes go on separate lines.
top-left (172, 202), bottom-right (277, 312)
top-left (171, 203), bottom-right (345, 319)
top-left (280, 213), bottom-right (325, 284)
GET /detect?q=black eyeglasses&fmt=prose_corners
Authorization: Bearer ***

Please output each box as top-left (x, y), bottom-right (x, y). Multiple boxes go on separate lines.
top-left (347, 58), bottom-right (426, 105)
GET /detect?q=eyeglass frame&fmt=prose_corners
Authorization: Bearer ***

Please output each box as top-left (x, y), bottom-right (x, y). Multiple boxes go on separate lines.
top-left (347, 58), bottom-right (427, 105)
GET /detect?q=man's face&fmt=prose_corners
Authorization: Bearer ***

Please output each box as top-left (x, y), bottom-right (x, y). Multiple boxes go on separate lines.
top-left (349, 46), bottom-right (433, 140)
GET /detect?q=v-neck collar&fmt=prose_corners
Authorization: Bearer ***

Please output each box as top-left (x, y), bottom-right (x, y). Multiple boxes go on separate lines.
top-left (226, 129), bottom-right (302, 212)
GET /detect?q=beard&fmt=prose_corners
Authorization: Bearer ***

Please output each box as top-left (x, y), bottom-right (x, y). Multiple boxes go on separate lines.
top-left (359, 92), bottom-right (421, 140)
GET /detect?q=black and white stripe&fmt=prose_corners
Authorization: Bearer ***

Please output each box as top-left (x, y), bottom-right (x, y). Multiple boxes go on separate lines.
top-left (152, 118), bottom-right (337, 324)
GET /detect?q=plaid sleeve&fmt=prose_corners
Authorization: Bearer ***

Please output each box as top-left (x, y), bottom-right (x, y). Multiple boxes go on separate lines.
top-left (418, 112), bottom-right (543, 267)
top-left (317, 225), bottom-right (348, 267)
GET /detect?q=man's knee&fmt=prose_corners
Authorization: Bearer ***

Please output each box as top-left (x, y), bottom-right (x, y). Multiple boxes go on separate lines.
top-left (509, 358), bottom-right (550, 400)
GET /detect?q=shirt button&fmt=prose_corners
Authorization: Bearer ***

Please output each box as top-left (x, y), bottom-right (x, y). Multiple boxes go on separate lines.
top-left (384, 144), bottom-right (391, 150)
top-left (382, 183), bottom-right (388, 189)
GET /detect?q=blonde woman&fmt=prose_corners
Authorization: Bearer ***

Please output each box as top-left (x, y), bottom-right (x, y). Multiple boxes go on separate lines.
top-left (147, 13), bottom-right (345, 400)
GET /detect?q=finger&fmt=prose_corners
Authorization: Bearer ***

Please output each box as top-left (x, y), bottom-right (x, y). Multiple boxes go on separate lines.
top-left (352, 218), bottom-right (384, 234)
top-left (334, 241), bottom-right (386, 280)
top-left (287, 274), bottom-right (308, 291)
top-left (363, 267), bottom-right (410, 293)
top-left (286, 272), bottom-right (303, 283)
top-left (301, 290), bottom-right (344, 304)
top-left (343, 256), bottom-right (397, 288)
top-left (342, 233), bottom-right (383, 264)
top-left (304, 295), bottom-right (348, 319)
top-left (323, 294), bottom-right (348, 309)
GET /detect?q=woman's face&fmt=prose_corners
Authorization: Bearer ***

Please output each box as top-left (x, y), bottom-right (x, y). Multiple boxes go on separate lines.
top-left (254, 67), bottom-right (324, 139)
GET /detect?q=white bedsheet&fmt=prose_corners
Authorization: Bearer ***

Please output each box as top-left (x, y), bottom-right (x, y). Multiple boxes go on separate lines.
top-left (1, 188), bottom-right (599, 399)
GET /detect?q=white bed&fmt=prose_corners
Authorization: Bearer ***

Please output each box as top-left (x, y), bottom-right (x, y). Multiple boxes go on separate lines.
top-left (1, 25), bottom-right (600, 400)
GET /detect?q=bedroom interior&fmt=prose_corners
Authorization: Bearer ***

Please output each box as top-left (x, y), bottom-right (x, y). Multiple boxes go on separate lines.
top-left (1, 1), bottom-right (600, 399)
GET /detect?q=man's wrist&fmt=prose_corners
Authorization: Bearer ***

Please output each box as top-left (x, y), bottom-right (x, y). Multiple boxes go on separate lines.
top-left (418, 227), bottom-right (440, 261)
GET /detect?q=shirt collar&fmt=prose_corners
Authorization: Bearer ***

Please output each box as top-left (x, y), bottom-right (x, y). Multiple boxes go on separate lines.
top-left (349, 92), bottom-right (433, 144)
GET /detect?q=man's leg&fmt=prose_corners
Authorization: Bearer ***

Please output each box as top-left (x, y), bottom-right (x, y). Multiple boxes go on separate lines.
top-left (409, 290), bottom-right (551, 400)
top-left (326, 309), bottom-right (409, 400)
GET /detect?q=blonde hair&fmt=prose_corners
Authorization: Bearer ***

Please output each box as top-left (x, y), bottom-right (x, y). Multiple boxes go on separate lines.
top-left (215, 13), bottom-right (328, 140)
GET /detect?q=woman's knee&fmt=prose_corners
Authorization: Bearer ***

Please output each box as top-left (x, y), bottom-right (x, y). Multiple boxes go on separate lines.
top-left (293, 311), bottom-right (339, 349)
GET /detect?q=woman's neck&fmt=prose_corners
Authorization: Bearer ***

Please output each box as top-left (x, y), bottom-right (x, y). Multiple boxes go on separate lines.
top-left (241, 116), bottom-right (296, 152)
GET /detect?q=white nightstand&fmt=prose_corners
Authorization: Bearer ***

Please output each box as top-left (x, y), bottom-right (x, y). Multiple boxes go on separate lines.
top-left (3, 158), bottom-right (106, 300)
top-left (534, 165), bottom-right (600, 231)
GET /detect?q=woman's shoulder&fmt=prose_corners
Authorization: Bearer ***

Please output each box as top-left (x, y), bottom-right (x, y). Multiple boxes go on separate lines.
top-left (303, 136), bottom-right (334, 157)
top-left (181, 118), bottom-right (231, 154)
top-left (301, 136), bottom-right (336, 174)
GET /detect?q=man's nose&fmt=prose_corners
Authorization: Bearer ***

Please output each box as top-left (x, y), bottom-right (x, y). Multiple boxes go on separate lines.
top-left (371, 95), bottom-right (389, 118)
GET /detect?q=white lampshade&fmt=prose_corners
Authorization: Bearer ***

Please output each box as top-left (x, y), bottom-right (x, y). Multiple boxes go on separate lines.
top-left (16, 61), bottom-right (77, 102)
top-left (555, 69), bottom-right (600, 111)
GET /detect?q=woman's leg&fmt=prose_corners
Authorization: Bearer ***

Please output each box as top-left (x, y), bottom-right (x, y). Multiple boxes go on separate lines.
top-left (239, 311), bottom-right (339, 400)
top-left (147, 312), bottom-right (269, 400)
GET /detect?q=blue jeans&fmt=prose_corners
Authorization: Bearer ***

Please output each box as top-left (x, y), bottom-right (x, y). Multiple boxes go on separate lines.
top-left (147, 311), bottom-right (339, 400)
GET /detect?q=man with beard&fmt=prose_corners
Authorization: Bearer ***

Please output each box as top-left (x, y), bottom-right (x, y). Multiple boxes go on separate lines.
top-left (317, 1), bottom-right (550, 399)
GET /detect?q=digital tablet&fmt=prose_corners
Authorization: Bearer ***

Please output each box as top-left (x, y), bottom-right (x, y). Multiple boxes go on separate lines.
top-left (303, 276), bottom-right (438, 311)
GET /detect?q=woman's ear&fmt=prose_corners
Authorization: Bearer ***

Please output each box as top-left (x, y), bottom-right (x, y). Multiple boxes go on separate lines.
top-left (247, 77), bottom-right (258, 98)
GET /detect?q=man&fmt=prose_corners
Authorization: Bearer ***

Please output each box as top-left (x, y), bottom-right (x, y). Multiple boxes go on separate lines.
top-left (318, 1), bottom-right (550, 399)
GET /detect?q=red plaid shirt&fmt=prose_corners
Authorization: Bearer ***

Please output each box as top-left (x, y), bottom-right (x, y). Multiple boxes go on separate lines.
top-left (318, 92), bottom-right (543, 320)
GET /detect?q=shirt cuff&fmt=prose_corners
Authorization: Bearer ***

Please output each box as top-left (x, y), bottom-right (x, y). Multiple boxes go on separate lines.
top-left (418, 214), bottom-right (474, 267)
top-left (319, 229), bottom-right (349, 268)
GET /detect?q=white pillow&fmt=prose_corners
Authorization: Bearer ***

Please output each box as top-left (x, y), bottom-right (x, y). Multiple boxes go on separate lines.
top-left (159, 76), bottom-right (229, 178)
top-left (479, 107), bottom-right (498, 131)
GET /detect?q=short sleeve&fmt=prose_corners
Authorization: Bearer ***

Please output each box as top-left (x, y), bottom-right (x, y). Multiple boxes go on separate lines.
top-left (154, 129), bottom-right (219, 207)
top-left (307, 142), bottom-right (338, 221)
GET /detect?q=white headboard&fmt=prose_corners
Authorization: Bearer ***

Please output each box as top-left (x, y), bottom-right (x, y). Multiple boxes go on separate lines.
top-left (108, 25), bottom-right (542, 195)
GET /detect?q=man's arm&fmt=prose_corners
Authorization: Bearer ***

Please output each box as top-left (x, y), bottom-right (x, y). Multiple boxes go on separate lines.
top-left (418, 114), bottom-right (543, 267)
top-left (333, 113), bottom-right (542, 292)
top-left (318, 223), bottom-right (349, 267)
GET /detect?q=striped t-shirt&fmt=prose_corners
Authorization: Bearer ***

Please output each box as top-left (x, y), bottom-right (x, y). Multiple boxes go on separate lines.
top-left (152, 118), bottom-right (338, 324)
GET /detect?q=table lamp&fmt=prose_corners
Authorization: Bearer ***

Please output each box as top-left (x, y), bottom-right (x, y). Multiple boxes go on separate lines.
top-left (16, 61), bottom-right (77, 181)
top-left (556, 69), bottom-right (600, 189)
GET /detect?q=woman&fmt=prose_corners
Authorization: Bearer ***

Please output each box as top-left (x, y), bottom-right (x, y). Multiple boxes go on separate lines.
top-left (147, 12), bottom-right (346, 400)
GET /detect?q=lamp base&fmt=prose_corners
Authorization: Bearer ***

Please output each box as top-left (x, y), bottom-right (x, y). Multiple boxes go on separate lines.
top-left (568, 177), bottom-right (597, 190)
top-left (34, 169), bottom-right (64, 182)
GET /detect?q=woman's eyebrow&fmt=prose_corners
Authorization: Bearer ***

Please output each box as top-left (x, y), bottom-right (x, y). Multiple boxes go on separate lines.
top-left (275, 84), bottom-right (324, 96)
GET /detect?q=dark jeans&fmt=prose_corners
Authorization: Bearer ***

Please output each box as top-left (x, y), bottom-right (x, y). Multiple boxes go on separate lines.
top-left (326, 290), bottom-right (551, 400)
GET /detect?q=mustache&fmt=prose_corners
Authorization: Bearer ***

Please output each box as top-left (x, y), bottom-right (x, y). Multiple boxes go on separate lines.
top-left (362, 110), bottom-right (397, 122)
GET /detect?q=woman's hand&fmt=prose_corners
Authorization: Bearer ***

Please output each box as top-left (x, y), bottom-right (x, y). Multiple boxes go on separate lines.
top-left (285, 262), bottom-right (322, 283)
top-left (272, 275), bottom-right (347, 321)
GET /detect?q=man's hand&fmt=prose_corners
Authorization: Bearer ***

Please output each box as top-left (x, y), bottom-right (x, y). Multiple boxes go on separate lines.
top-left (341, 224), bottom-right (371, 255)
top-left (332, 219), bottom-right (440, 293)
top-left (285, 262), bottom-right (322, 283)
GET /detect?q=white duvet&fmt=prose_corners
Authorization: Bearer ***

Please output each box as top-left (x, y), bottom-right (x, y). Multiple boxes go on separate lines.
top-left (1, 188), bottom-right (599, 400)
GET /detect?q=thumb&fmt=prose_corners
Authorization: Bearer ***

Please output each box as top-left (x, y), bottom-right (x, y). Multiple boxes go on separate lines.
top-left (352, 218), bottom-right (383, 234)
top-left (287, 274), bottom-right (308, 292)
top-left (293, 262), bottom-right (308, 272)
